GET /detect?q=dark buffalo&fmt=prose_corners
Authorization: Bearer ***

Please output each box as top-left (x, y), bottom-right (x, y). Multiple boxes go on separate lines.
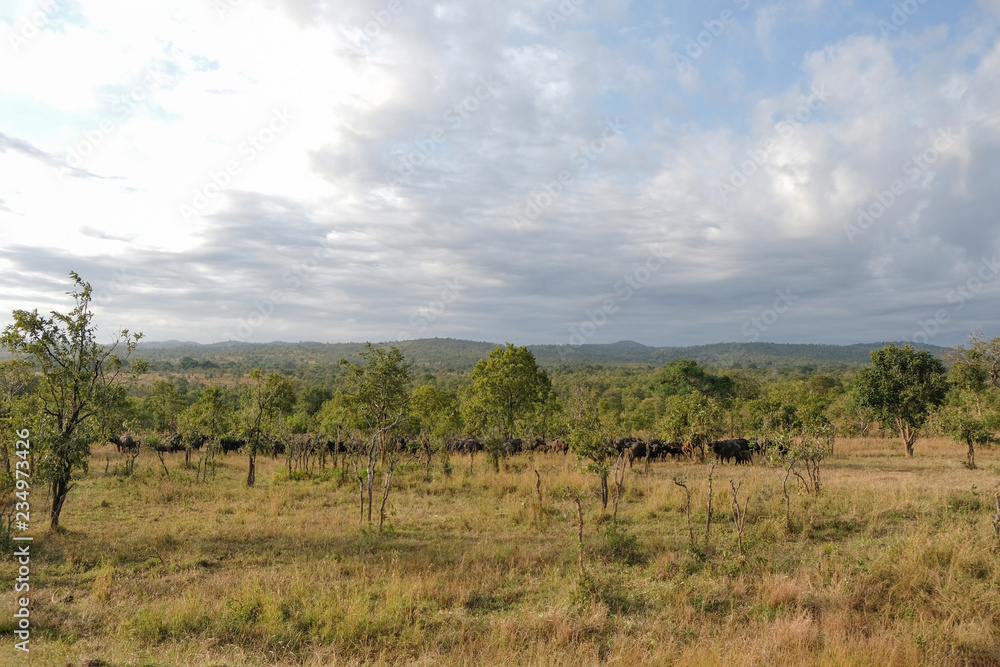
top-left (110, 434), bottom-right (140, 454)
top-left (450, 438), bottom-right (483, 454)
top-left (167, 433), bottom-right (184, 453)
top-left (548, 438), bottom-right (567, 454)
top-left (627, 440), bottom-right (648, 467)
top-left (710, 438), bottom-right (754, 464)
top-left (219, 437), bottom-right (245, 455)
top-left (648, 439), bottom-right (685, 460)
top-left (503, 438), bottom-right (523, 455)
top-left (325, 440), bottom-right (348, 454)
top-left (615, 437), bottom-right (639, 454)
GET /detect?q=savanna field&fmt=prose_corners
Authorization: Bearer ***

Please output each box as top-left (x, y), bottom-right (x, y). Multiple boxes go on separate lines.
top-left (3, 437), bottom-right (999, 667)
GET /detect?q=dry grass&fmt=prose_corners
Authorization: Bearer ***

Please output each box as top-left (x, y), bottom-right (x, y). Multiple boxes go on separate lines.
top-left (2, 437), bottom-right (999, 666)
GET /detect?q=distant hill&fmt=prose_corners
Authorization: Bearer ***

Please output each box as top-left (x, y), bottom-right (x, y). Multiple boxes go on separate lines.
top-left (131, 337), bottom-right (951, 373)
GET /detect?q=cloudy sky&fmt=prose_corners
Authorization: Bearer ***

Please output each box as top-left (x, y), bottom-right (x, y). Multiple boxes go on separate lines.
top-left (1, 0), bottom-right (998, 348)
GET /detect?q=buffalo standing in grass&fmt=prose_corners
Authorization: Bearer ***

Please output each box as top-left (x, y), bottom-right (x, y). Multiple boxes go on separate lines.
top-left (219, 436), bottom-right (245, 455)
top-left (710, 438), bottom-right (753, 464)
top-left (109, 434), bottom-right (140, 454)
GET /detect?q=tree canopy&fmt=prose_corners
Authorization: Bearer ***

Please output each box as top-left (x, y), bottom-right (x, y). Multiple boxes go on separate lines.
top-left (1, 272), bottom-right (144, 528)
top-left (854, 344), bottom-right (948, 457)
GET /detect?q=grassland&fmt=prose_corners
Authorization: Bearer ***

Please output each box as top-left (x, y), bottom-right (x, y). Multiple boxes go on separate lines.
top-left (3, 437), bottom-right (1000, 666)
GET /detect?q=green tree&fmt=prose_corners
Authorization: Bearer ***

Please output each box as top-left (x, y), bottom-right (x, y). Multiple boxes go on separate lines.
top-left (935, 392), bottom-right (995, 469)
top-left (463, 343), bottom-right (552, 442)
top-left (657, 391), bottom-right (724, 460)
top-left (1, 272), bottom-right (144, 529)
top-left (408, 384), bottom-right (462, 480)
top-left (651, 359), bottom-right (734, 399)
top-left (340, 343), bottom-right (411, 528)
top-left (238, 368), bottom-right (295, 487)
top-left (936, 343), bottom-right (999, 469)
top-left (0, 360), bottom-right (37, 475)
top-left (854, 344), bottom-right (948, 457)
top-left (565, 383), bottom-right (618, 513)
top-left (146, 380), bottom-right (186, 432)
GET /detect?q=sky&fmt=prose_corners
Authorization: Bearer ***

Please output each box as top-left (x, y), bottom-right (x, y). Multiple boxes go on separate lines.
top-left (1, 0), bottom-right (999, 348)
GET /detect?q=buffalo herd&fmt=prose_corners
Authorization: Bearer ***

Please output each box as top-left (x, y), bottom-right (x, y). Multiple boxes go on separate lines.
top-left (107, 431), bottom-right (784, 466)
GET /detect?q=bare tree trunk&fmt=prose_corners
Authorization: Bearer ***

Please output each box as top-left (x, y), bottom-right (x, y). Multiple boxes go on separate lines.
top-left (567, 488), bottom-right (584, 575)
top-left (897, 419), bottom-right (916, 458)
top-left (49, 478), bottom-right (72, 531)
top-left (673, 478), bottom-right (694, 548)
top-left (378, 456), bottom-right (398, 531)
top-left (705, 461), bottom-right (716, 546)
top-left (247, 451), bottom-right (256, 487)
top-left (967, 439), bottom-right (977, 469)
top-left (155, 449), bottom-right (170, 478)
top-left (612, 452), bottom-right (625, 521)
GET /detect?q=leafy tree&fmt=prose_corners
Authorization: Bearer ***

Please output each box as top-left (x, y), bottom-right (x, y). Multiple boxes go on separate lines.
top-left (463, 344), bottom-right (552, 469)
top-left (340, 343), bottom-right (411, 528)
top-left (0, 360), bottom-right (37, 475)
top-left (825, 386), bottom-right (875, 438)
top-left (298, 385), bottom-right (333, 417)
top-left (565, 383), bottom-right (618, 513)
top-left (408, 384), bottom-right (462, 480)
top-left (657, 391), bottom-right (724, 460)
top-left (935, 343), bottom-right (999, 469)
top-left (935, 393), bottom-right (995, 469)
top-left (651, 359), bottom-right (734, 399)
top-left (854, 344), bottom-right (948, 457)
top-left (1, 272), bottom-right (144, 529)
top-left (177, 384), bottom-right (235, 469)
top-left (744, 397), bottom-right (799, 437)
top-left (238, 368), bottom-right (295, 487)
top-left (146, 380), bottom-right (186, 432)
top-left (955, 332), bottom-right (1000, 389)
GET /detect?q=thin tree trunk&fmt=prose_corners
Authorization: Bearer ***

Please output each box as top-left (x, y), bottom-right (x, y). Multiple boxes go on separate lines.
top-left (967, 439), bottom-right (977, 469)
top-left (50, 478), bottom-right (71, 531)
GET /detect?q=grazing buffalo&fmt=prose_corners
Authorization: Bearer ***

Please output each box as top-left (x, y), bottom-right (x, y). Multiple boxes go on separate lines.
top-left (615, 437), bottom-right (639, 454)
top-left (503, 438), bottom-right (523, 455)
top-left (450, 438), bottom-right (483, 454)
top-left (167, 433), bottom-right (185, 453)
top-left (710, 438), bottom-right (753, 464)
top-left (324, 440), bottom-right (348, 455)
top-left (548, 438), bottom-right (567, 454)
top-left (219, 436), bottom-right (245, 455)
top-left (649, 439), bottom-right (685, 460)
top-left (110, 434), bottom-right (140, 454)
top-left (627, 440), bottom-right (648, 467)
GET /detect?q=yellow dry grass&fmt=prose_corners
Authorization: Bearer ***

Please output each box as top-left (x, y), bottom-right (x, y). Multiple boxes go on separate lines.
top-left (1, 437), bottom-right (999, 666)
